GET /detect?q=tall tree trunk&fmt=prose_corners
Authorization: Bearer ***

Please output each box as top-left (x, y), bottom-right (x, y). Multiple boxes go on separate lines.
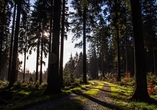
top-left (93, 46), bottom-right (98, 78)
top-left (35, 36), bottom-right (40, 82)
top-left (115, 0), bottom-right (121, 81)
top-left (130, 0), bottom-right (150, 101)
top-left (153, 49), bottom-right (156, 74)
top-left (23, 49), bottom-right (26, 81)
top-left (8, 2), bottom-right (17, 80)
top-left (47, 0), bottom-right (53, 80)
top-left (125, 39), bottom-right (128, 74)
top-left (116, 28), bottom-right (121, 81)
top-left (40, 35), bottom-right (43, 84)
top-left (8, 0), bottom-right (21, 87)
top-left (125, 6), bottom-right (128, 74)
top-left (83, 6), bottom-right (87, 84)
top-left (133, 41), bottom-right (136, 77)
top-left (60, 0), bottom-right (65, 88)
top-left (0, 1), bottom-right (6, 76)
top-left (101, 44), bottom-right (104, 77)
top-left (44, 0), bottom-right (61, 94)
top-left (101, 52), bottom-right (104, 77)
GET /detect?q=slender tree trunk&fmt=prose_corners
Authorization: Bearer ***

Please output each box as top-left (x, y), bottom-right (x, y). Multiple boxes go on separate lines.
top-left (125, 40), bottom-right (128, 74)
top-left (106, 54), bottom-right (109, 73)
top-left (44, 0), bottom-right (61, 95)
top-left (23, 50), bottom-right (26, 81)
top-left (124, 20), bottom-right (127, 74)
top-left (35, 36), bottom-right (40, 82)
top-left (47, 0), bottom-right (53, 79)
top-left (101, 44), bottom-right (104, 77)
top-left (8, 3), bottom-right (17, 81)
top-left (60, 0), bottom-right (65, 88)
top-left (93, 47), bottom-right (98, 78)
top-left (0, 1), bottom-right (6, 76)
top-left (125, 6), bottom-right (128, 74)
top-left (116, 27), bottom-right (121, 81)
top-left (83, 6), bottom-right (87, 84)
top-left (130, 0), bottom-right (150, 101)
top-left (101, 52), bottom-right (104, 77)
top-left (115, 0), bottom-right (121, 81)
top-left (153, 49), bottom-right (156, 74)
top-left (8, 0), bottom-right (21, 87)
top-left (40, 35), bottom-right (43, 84)
top-left (133, 42), bottom-right (136, 78)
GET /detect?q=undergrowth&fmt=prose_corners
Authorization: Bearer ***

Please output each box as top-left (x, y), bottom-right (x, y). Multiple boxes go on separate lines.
top-left (0, 80), bottom-right (95, 110)
top-left (104, 80), bottom-right (157, 110)
top-left (1, 73), bottom-right (157, 110)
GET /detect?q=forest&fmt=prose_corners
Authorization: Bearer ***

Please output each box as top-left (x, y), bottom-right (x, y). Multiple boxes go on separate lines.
top-left (0, 0), bottom-right (157, 109)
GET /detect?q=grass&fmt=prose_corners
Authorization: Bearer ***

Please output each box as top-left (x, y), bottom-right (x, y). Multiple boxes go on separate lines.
top-left (0, 81), bottom-right (96, 110)
top-left (84, 81), bottom-right (104, 96)
top-left (5, 92), bottom-right (66, 110)
top-left (1, 79), bottom-right (157, 110)
top-left (76, 80), bottom-right (104, 103)
top-left (104, 80), bottom-right (157, 110)
top-left (49, 80), bottom-right (105, 109)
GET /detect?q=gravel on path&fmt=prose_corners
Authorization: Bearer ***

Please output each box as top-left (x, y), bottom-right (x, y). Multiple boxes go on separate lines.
top-left (82, 84), bottom-right (121, 110)
top-left (25, 82), bottom-right (122, 110)
top-left (25, 82), bottom-right (98, 110)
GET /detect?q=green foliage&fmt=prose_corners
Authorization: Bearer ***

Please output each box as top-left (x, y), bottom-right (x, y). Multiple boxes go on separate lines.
top-left (12, 81), bottom-right (47, 90)
top-left (63, 52), bottom-right (83, 80)
top-left (105, 80), bottom-right (157, 110)
top-left (63, 71), bottom-right (71, 86)
top-left (13, 81), bottom-right (23, 89)
top-left (147, 72), bottom-right (157, 83)
top-left (0, 80), bottom-right (9, 88)
top-left (63, 71), bottom-right (82, 88)
top-left (147, 72), bottom-right (157, 95)
top-left (51, 81), bottom-right (104, 110)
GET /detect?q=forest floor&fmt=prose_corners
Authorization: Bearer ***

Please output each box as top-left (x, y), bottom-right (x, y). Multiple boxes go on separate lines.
top-left (25, 81), bottom-right (120, 110)
top-left (1, 80), bottom-right (157, 110)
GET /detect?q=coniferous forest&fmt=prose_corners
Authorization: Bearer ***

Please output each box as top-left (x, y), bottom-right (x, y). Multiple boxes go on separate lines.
top-left (0, 0), bottom-right (157, 109)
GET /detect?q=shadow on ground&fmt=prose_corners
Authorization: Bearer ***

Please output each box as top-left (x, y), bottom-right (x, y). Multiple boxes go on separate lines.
top-left (72, 90), bottom-right (122, 110)
top-left (49, 98), bottom-right (84, 110)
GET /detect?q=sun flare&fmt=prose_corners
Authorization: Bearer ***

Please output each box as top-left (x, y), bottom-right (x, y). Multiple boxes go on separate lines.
top-left (43, 31), bottom-right (49, 37)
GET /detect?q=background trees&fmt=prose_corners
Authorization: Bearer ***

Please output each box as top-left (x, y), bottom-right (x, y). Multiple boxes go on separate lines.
top-left (0, 0), bottom-right (156, 99)
top-left (142, 0), bottom-right (157, 74)
top-left (0, 0), bottom-right (11, 80)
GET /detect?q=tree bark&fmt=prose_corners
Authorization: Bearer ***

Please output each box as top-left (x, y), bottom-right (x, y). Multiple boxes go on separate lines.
top-left (8, 0), bottom-right (21, 87)
top-left (60, 0), bottom-right (65, 88)
top-left (8, 3), bottom-right (17, 81)
top-left (83, 6), bottom-right (87, 84)
top-left (40, 34), bottom-right (43, 84)
top-left (115, 0), bottom-right (121, 81)
top-left (130, 0), bottom-right (150, 101)
top-left (153, 49), bottom-right (156, 74)
top-left (23, 50), bottom-right (26, 81)
top-left (35, 35), bottom-right (40, 82)
top-left (44, 0), bottom-right (61, 95)
top-left (116, 26), bottom-right (121, 81)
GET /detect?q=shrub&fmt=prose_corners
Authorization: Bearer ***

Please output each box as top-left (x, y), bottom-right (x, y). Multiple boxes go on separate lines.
top-left (0, 80), bottom-right (9, 88)
top-left (148, 79), bottom-right (156, 95)
top-left (147, 72), bottom-right (157, 95)
top-left (13, 81), bottom-right (22, 89)
top-left (125, 72), bottom-right (130, 82)
top-left (63, 71), bottom-right (71, 86)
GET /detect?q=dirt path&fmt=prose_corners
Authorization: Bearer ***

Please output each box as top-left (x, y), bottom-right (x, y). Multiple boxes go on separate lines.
top-left (25, 82), bottom-right (98, 110)
top-left (82, 84), bottom-right (121, 110)
top-left (25, 81), bottom-right (121, 110)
